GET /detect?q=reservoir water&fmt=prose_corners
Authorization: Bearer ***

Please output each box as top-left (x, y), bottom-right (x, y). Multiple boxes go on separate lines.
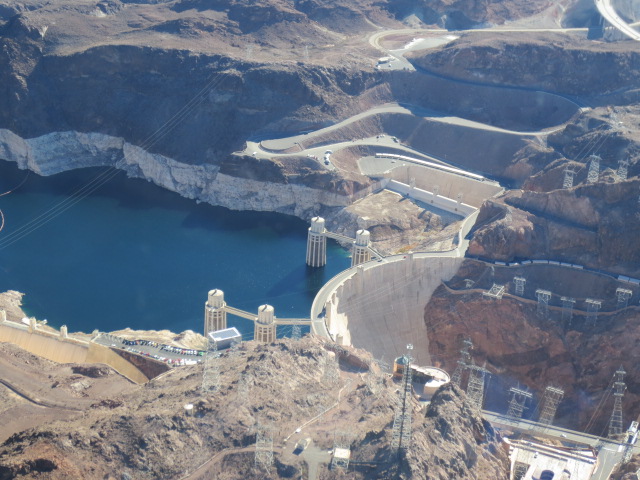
top-left (0, 160), bottom-right (350, 337)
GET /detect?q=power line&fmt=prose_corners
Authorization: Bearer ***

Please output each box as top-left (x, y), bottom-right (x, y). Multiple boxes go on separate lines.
top-left (0, 64), bottom-right (233, 249)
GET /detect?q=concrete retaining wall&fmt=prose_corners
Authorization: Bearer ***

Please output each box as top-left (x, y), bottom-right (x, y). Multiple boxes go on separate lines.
top-left (387, 163), bottom-right (503, 208)
top-left (0, 324), bottom-right (89, 364)
top-left (386, 179), bottom-right (476, 216)
top-left (0, 321), bottom-right (150, 384)
top-left (86, 343), bottom-right (150, 384)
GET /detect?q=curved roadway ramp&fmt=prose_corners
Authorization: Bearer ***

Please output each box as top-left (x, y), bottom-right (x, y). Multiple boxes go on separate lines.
top-left (595, 0), bottom-right (640, 40)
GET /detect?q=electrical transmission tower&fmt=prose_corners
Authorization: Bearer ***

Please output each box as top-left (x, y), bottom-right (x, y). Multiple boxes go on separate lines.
top-left (466, 362), bottom-right (488, 409)
top-left (201, 339), bottom-right (221, 392)
top-left (291, 325), bottom-right (301, 340)
top-left (538, 386), bottom-right (564, 425)
top-left (561, 297), bottom-right (576, 325)
top-left (608, 366), bottom-right (626, 438)
top-left (254, 422), bottom-right (274, 471)
top-left (507, 386), bottom-right (533, 419)
top-left (323, 354), bottom-right (340, 384)
top-left (616, 288), bottom-right (632, 309)
top-left (587, 155), bottom-right (600, 184)
top-left (331, 432), bottom-right (352, 470)
top-left (617, 159), bottom-right (628, 181)
top-left (513, 277), bottom-right (526, 296)
top-left (563, 168), bottom-right (576, 189)
top-left (391, 345), bottom-right (413, 454)
top-left (451, 338), bottom-right (473, 387)
top-left (586, 299), bottom-right (602, 326)
top-left (536, 289), bottom-right (552, 318)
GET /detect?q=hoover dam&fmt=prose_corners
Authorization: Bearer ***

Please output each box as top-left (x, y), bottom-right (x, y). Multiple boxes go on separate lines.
top-left (1, 0), bottom-right (640, 477)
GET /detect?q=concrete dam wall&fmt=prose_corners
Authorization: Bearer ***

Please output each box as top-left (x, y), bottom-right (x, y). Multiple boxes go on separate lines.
top-left (0, 321), bottom-right (151, 384)
top-left (322, 254), bottom-right (464, 365)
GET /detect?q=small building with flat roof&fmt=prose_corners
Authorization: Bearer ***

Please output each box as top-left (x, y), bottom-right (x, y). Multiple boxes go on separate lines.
top-left (208, 327), bottom-right (241, 350)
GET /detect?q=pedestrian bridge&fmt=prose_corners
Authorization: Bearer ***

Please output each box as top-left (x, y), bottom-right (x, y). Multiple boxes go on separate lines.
top-left (222, 305), bottom-right (311, 326)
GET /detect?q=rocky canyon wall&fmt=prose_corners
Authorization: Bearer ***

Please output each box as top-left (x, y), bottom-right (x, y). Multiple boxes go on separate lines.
top-left (0, 129), bottom-right (369, 218)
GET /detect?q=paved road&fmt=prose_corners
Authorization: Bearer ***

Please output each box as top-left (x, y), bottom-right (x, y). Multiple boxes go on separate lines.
top-left (595, 0), bottom-right (640, 40)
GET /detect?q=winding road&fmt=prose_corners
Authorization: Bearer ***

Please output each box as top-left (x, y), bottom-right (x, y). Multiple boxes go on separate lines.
top-left (595, 0), bottom-right (640, 40)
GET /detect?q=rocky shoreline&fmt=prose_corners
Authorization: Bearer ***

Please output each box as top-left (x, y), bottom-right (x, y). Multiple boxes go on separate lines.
top-left (0, 128), bottom-right (359, 220)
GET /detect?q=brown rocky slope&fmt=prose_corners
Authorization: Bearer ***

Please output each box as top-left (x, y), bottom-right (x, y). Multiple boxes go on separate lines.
top-left (0, 336), bottom-right (509, 479)
top-left (423, 260), bottom-right (640, 434)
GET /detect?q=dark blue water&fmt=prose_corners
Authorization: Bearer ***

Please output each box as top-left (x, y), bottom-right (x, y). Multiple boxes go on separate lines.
top-left (0, 160), bottom-right (350, 337)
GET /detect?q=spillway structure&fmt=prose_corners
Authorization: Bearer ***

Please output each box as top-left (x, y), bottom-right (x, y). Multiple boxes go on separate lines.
top-left (255, 304), bottom-right (276, 343)
top-left (204, 289), bottom-right (227, 335)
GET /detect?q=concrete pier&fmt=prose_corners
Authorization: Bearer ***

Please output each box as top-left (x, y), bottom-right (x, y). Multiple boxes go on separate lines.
top-left (205, 289), bottom-right (227, 335)
top-left (306, 217), bottom-right (327, 267)
top-left (60, 325), bottom-right (68, 338)
top-left (255, 304), bottom-right (276, 343)
top-left (351, 229), bottom-right (371, 267)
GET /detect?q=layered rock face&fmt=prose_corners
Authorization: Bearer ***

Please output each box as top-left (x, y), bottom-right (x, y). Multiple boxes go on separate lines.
top-left (423, 260), bottom-right (640, 434)
top-left (469, 179), bottom-right (640, 276)
top-left (0, 129), bottom-right (365, 218)
top-left (407, 33), bottom-right (640, 97)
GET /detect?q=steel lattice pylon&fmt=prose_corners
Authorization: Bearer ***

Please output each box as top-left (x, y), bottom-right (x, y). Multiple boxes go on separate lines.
top-left (330, 432), bottom-right (352, 470)
top-left (507, 387), bottom-right (533, 419)
top-left (254, 423), bottom-right (274, 471)
top-left (608, 366), bottom-right (626, 438)
top-left (513, 277), bottom-right (526, 296)
top-left (587, 155), bottom-right (600, 184)
top-left (563, 168), bottom-right (576, 189)
top-left (201, 339), bottom-right (221, 392)
top-left (561, 297), bottom-right (576, 325)
top-left (451, 338), bottom-right (473, 387)
top-left (616, 288), bottom-right (632, 310)
top-left (538, 386), bottom-right (564, 425)
top-left (536, 289), bottom-right (552, 318)
top-left (391, 346), bottom-right (414, 454)
top-left (466, 362), bottom-right (488, 410)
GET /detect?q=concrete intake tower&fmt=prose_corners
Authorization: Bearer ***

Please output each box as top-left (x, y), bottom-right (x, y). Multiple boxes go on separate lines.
top-left (204, 289), bottom-right (227, 335)
top-left (306, 216), bottom-right (327, 267)
top-left (254, 304), bottom-right (276, 343)
top-left (351, 229), bottom-right (371, 267)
